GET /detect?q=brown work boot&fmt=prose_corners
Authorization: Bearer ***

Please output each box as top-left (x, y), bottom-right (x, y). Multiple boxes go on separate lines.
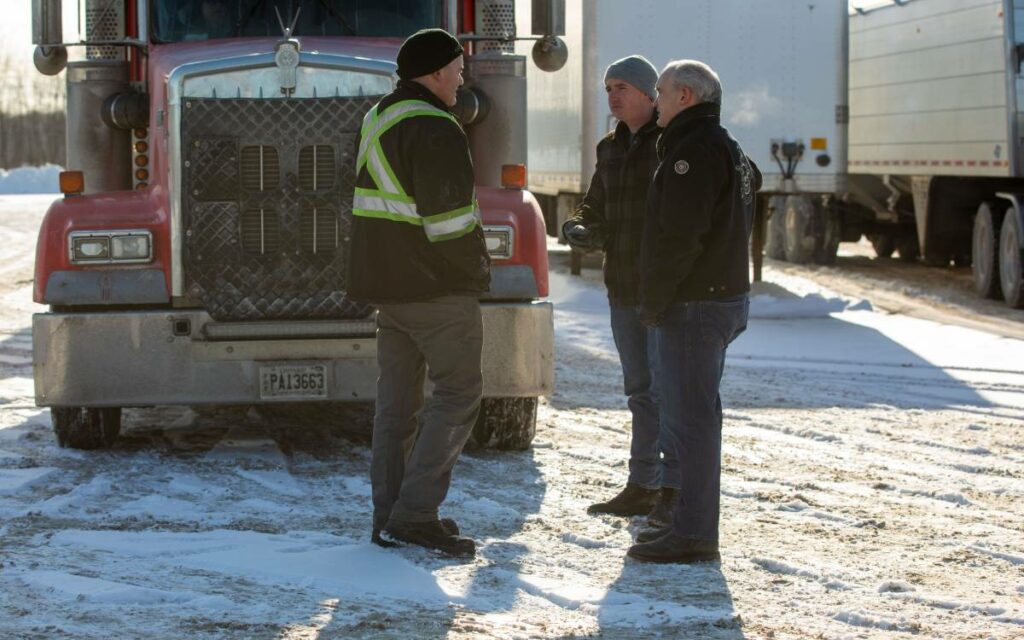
top-left (628, 534), bottom-right (720, 564)
top-left (646, 487), bottom-right (679, 527)
top-left (587, 483), bottom-right (658, 517)
top-left (384, 519), bottom-right (476, 558)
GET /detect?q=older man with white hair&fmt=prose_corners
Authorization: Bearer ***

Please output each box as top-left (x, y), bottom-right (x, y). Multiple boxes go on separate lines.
top-left (629, 60), bottom-right (762, 564)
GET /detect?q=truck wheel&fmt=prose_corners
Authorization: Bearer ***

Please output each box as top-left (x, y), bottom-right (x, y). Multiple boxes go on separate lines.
top-left (51, 407), bottom-right (121, 449)
top-left (999, 211), bottom-right (1024, 308)
top-left (783, 195), bottom-right (816, 264)
top-left (972, 202), bottom-right (1003, 299)
top-left (896, 234), bottom-right (920, 262)
top-left (470, 397), bottom-right (538, 451)
top-left (813, 199), bottom-right (841, 265)
top-left (867, 234), bottom-right (895, 259)
top-left (764, 195), bottom-right (787, 260)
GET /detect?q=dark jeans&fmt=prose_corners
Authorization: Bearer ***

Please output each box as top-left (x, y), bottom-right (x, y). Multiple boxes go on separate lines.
top-left (610, 305), bottom-right (679, 490)
top-left (370, 295), bottom-right (483, 529)
top-left (657, 296), bottom-right (749, 540)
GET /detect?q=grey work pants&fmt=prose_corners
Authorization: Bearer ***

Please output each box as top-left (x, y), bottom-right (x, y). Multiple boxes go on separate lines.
top-left (370, 295), bottom-right (483, 529)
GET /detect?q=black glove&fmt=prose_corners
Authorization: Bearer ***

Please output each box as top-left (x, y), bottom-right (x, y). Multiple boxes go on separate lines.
top-left (564, 223), bottom-right (591, 250)
top-left (638, 307), bottom-right (664, 328)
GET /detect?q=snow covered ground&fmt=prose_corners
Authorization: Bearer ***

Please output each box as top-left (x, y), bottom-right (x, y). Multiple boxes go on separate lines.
top-left (1, 195), bottom-right (1023, 639)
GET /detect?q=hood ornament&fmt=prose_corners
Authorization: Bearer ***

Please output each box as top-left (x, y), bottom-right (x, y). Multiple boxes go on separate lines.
top-left (274, 7), bottom-right (302, 96)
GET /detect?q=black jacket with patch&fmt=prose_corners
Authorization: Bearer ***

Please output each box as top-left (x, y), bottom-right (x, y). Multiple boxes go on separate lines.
top-left (565, 116), bottom-right (660, 307)
top-left (639, 102), bottom-right (762, 315)
top-left (346, 81), bottom-right (490, 304)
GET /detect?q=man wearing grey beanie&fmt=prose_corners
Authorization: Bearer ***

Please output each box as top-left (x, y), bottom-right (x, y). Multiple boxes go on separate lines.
top-left (562, 54), bottom-right (680, 525)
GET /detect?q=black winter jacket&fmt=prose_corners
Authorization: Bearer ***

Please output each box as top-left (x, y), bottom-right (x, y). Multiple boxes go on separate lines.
top-left (346, 81), bottom-right (490, 303)
top-left (639, 102), bottom-right (762, 316)
top-left (565, 116), bottom-right (660, 307)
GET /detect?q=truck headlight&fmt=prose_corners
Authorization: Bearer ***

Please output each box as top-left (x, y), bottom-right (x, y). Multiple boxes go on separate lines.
top-left (71, 236), bottom-right (110, 261)
top-left (69, 230), bottom-right (153, 264)
top-left (111, 234), bottom-right (151, 260)
top-left (484, 225), bottom-right (514, 260)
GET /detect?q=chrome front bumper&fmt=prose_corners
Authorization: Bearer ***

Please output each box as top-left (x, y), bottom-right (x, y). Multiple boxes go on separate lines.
top-left (33, 302), bottom-right (553, 407)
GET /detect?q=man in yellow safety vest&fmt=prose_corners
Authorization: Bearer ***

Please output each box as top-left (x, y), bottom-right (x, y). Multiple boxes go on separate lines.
top-left (346, 28), bottom-right (490, 559)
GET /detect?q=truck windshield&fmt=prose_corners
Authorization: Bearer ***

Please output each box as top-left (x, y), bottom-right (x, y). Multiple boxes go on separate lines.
top-left (153, 0), bottom-right (446, 42)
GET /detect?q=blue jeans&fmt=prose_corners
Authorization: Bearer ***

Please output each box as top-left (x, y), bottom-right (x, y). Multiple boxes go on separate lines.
top-left (610, 305), bottom-right (679, 490)
top-left (657, 296), bottom-right (749, 540)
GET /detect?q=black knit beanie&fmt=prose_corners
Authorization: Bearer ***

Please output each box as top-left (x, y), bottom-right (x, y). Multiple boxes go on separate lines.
top-left (396, 29), bottom-right (464, 80)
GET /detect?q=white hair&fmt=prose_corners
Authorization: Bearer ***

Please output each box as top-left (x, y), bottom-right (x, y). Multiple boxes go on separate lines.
top-left (661, 60), bottom-right (722, 105)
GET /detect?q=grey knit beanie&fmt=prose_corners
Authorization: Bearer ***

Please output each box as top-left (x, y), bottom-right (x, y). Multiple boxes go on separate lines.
top-left (604, 55), bottom-right (658, 100)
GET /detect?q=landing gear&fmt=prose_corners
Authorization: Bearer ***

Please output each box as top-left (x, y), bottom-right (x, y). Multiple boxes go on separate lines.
top-left (764, 195), bottom-right (788, 260)
top-left (51, 407), bottom-right (122, 449)
top-left (470, 397), bottom-right (538, 451)
top-left (867, 234), bottom-right (895, 259)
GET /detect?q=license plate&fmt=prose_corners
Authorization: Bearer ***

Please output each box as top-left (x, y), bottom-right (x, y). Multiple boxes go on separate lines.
top-left (259, 364), bottom-right (327, 399)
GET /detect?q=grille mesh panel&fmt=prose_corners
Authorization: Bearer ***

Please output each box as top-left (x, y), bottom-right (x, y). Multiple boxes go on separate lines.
top-left (181, 95), bottom-right (378, 320)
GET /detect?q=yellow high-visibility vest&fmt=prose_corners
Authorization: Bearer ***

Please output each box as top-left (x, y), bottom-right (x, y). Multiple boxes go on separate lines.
top-left (353, 99), bottom-right (481, 243)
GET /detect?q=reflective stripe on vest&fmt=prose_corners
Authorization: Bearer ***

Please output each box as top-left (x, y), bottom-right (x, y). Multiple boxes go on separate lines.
top-left (353, 99), bottom-right (480, 242)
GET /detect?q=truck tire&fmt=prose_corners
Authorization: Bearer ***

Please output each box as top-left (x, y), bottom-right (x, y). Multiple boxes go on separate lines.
top-left (764, 195), bottom-right (787, 260)
top-left (868, 234), bottom-right (896, 258)
top-left (783, 195), bottom-right (816, 264)
top-left (469, 397), bottom-right (538, 451)
top-left (999, 211), bottom-right (1024, 308)
top-left (972, 202), bottom-right (1003, 299)
top-left (813, 199), bottom-right (841, 265)
top-left (51, 407), bottom-right (121, 449)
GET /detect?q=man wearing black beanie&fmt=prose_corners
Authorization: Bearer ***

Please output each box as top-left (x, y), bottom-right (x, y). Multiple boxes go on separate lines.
top-left (347, 28), bottom-right (490, 559)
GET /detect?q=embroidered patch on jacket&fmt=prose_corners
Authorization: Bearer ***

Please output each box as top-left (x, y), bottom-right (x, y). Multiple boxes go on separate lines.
top-left (674, 160), bottom-right (690, 175)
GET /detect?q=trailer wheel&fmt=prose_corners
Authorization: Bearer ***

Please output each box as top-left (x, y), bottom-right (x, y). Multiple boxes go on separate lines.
top-left (867, 234), bottom-right (895, 259)
top-left (813, 199), bottom-right (841, 265)
top-left (999, 211), bottom-right (1024, 308)
top-left (51, 407), bottom-right (121, 450)
top-left (896, 234), bottom-right (920, 262)
top-left (783, 195), bottom-right (816, 264)
top-left (972, 202), bottom-right (1004, 299)
top-left (469, 397), bottom-right (538, 451)
top-left (764, 196), bottom-right (787, 260)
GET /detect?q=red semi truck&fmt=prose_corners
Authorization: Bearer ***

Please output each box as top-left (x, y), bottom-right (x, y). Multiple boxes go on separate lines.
top-left (30, 0), bottom-right (564, 450)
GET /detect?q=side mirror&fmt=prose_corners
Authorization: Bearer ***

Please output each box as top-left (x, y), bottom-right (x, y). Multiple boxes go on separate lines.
top-left (531, 0), bottom-right (565, 36)
top-left (532, 36), bottom-right (568, 73)
top-left (32, 0), bottom-right (63, 46)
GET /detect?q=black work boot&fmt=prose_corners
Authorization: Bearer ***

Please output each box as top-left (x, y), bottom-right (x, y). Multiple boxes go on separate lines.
top-left (635, 524), bottom-right (671, 544)
top-left (627, 533), bottom-right (719, 564)
top-left (384, 519), bottom-right (476, 558)
top-left (440, 517), bottom-right (460, 536)
top-left (646, 487), bottom-right (679, 528)
top-left (587, 483), bottom-right (658, 517)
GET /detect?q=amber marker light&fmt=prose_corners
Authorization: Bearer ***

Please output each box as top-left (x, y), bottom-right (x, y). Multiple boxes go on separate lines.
top-left (135, 168), bottom-right (149, 181)
top-left (59, 171), bottom-right (85, 197)
top-left (135, 141), bottom-right (148, 153)
top-left (811, 137), bottom-right (828, 150)
top-left (501, 164), bottom-right (527, 189)
top-left (135, 154), bottom-right (148, 167)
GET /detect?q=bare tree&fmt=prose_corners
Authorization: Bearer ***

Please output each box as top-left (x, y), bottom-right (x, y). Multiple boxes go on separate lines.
top-left (0, 51), bottom-right (66, 168)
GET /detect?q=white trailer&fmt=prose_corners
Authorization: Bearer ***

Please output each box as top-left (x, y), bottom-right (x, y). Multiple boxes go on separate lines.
top-left (514, 0), bottom-right (851, 267)
top-left (847, 0), bottom-right (1024, 307)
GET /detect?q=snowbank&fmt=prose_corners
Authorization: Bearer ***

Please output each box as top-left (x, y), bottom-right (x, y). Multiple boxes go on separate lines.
top-left (0, 165), bottom-right (62, 194)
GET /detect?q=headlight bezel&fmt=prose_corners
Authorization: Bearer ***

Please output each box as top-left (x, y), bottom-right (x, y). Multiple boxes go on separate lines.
top-left (69, 230), bottom-right (153, 265)
top-left (483, 225), bottom-right (515, 260)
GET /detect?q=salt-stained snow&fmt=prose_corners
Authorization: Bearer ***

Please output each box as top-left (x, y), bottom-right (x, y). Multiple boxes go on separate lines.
top-left (0, 196), bottom-right (1023, 638)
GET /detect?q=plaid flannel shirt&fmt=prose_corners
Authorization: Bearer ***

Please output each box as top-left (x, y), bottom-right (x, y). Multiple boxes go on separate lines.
top-left (568, 115), bottom-right (660, 306)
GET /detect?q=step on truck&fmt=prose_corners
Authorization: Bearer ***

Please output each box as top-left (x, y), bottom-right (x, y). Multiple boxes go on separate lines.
top-left (30, 0), bottom-right (567, 449)
top-left (516, 0), bottom-right (850, 272)
top-left (845, 0), bottom-right (1024, 308)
